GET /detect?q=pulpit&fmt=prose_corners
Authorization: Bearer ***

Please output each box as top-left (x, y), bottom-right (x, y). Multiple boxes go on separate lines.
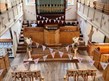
top-left (44, 24), bottom-right (60, 46)
top-left (23, 26), bottom-right (80, 45)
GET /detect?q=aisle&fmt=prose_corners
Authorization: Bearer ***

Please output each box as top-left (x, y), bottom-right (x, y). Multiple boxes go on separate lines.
top-left (3, 51), bottom-right (104, 81)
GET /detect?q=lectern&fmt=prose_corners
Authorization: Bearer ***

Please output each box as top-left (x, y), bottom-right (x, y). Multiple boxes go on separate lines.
top-left (44, 24), bottom-right (60, 46)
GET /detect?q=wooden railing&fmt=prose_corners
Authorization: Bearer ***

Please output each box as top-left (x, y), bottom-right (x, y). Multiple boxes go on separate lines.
top-left (77, 0), bottom-right (109, 14)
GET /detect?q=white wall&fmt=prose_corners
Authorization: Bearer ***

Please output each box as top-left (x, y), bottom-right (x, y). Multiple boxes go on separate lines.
top-left (92, 28), bottom-right (105, 43)
top-left (23, 0), bottom-right (36, 20)
top-left (0, 30), bottom-right (11, 39)
top-left (65, 0), bottom-right (77, 20)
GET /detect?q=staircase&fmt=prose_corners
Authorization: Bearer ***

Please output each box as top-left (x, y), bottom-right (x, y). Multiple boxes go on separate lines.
top-left (16, 27), bottom-right (27, 54)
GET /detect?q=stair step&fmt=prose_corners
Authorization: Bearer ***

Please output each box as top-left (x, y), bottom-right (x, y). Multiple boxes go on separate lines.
top-left (80, 34), bottom-right (83, 37)
top-left (17, 46), bottom-right (26, 50)
top-left (20, 37), bottom-right (24, 39)
top-left (21, 28), bottom-right (24, 30)
top-left (22, 25), bottom-right (28, 27)
top-left (20, 35), bottom-right (24, 38)
top-left (21, 30), bottom-right (24, 32)
top-left (19, 38), bottom-right (24, 41)
top-left (20, 31), bottom-right (23, 34)
top-left (20, 34), bottom-right (24, 37)
top-left (20, 34), bottom-right (24, 38)
top-left (16, 50), bottom-right (27, 53)
top-left (18, 42), bottom-right (25, 44)
top-left (18, 43), bottom-right (25, 46)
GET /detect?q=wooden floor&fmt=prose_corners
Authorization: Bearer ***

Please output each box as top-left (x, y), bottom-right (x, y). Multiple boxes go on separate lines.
top-left (3, 51), bottom-right (104, 81)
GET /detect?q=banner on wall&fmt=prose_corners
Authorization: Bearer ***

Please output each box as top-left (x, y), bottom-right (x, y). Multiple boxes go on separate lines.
top-left (42, 45), bottom-right (46, 51)
top-left (11, 65), bottom-right (18, 71)
top-left (88, 60), bottom-right (95, 66)
top-left (49, 48), bottom-right (53, 53)
top-left (23, 39), bottom-right (106, 66)
top-left (77, 57), bottom-right (83, 63)
top-left (100, 62), bottom-right (109, 70)
top-left (68, 54), bottom-right (73, 60)
top-left (66, 45), bottom-right (69, 52)
top-left (36, 42), bottom-right (39, 48)
top-left (59, 51), bottom-right (64, 58)
top-left (34, 58), bottom-right (39, 64)
top-left (51, 52), bottom-right (55, 58)
top-left (43, 55), bottom-right (48, 61)
top-left (23, 61), bottom-right (29, 69)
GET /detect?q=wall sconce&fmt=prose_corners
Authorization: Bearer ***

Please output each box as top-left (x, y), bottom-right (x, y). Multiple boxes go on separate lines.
top-left (96, 28), bottom-right (99, 32)
top-left (1, 17), bottom-right (4, 19)
top-left (104, 21), bottom-right (106, 25)
top-left (88, 18), bottom-right (93, 22)
top-left (102, 16), bottom-right (105, 20)
top-left (3, 24), bottom-right (6, 28)
top-left (84, 19), bottom-right (87, 22)
top-left (19, 19), bottom-right (22, 23)
top-left (96, 18), bottom-right (98, 21)
top-left (8, 18), bottom-right (11, 21)
top-left (14, 19), bottom-right (16, 22)
top-left (108, 19), bottom-right (109, 22)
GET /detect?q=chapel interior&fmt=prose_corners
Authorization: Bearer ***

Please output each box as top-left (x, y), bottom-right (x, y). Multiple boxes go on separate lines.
top-left (0, 0), bottom-right (109, 81)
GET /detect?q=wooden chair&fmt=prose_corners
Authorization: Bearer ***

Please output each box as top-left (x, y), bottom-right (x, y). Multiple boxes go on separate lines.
top-left (11, 70), bottom-right (44, 81)
top-left (64, 69), bottom-right (96, 81)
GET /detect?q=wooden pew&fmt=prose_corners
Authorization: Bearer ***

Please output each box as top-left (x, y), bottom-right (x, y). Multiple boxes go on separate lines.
top-left (64, 69), bottom-right (96, 81)
top-left (103, 65), bottom-right (109, 81)
top-left (87, 41), bottom-right (109, 56)
top-left (31, 54), bottom-right (79, 63)
top-left (12, 70), bottom-right (44, 81)
top-left (23, 27), bottom-right (44, 44)
top-left (60, 26), bottom-right (80, 44)
top-left (93, 46), bottom-right (109, 70)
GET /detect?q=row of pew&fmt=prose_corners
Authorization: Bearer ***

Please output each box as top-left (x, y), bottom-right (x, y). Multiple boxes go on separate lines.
top-left (87, 41), bottom-right (109, 81)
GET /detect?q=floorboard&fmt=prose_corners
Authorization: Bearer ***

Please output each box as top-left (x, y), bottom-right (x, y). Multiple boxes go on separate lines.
top-left (3, 51), bottom-right (104, 81)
